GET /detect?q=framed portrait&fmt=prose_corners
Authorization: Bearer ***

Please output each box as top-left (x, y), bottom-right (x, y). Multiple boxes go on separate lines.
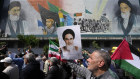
top-left (57, 25), bottom-right (82, 60)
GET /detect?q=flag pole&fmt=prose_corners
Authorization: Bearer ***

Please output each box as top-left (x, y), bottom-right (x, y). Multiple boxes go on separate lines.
top-left (125, 35), bottom-right (132, 45)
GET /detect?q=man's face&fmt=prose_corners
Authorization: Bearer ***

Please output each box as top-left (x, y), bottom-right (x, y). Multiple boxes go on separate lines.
top-left (120, 3), bottom-right (131, 13)
top-left (46, 19), bottom-right (54, 28)
top-left (64, 34), bottom-right (74, 46)
top-left (8, 6), bottom-right (20, 21)
top-left (87, 52), bottom-right (102, 72)
top-left (8, 6), bottom-right (20, 16)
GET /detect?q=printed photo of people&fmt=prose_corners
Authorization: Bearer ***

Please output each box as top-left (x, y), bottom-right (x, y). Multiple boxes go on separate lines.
top-left (57, 25), bottom-right (82, 60)
top-left (73, 16), bottom-right (110, 34)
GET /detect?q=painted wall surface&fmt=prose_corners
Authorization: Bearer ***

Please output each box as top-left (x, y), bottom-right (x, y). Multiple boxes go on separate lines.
top-left (0, 0), bottom-right (140, 37)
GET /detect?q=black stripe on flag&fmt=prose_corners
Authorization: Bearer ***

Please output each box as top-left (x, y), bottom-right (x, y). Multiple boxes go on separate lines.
top-left (129, 43), bottom-right (140, 58)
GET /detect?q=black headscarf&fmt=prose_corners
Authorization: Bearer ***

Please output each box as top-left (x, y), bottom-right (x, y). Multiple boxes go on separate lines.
top-left (118, 0), bottom-right (132, 9)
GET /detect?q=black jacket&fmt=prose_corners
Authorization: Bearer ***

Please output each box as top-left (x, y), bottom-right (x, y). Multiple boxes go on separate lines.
top-left (21, 61), bottom-right (45, 79)
top-left (45, 65), bottom-right (60, 79)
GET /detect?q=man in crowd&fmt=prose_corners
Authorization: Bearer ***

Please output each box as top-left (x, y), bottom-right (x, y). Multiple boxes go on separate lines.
top-left (67, 50), bottom-right (119, 79)
top-left (43, 56), bottom-right (50, 75)
top-left (21, 53), bottom-right (45, 79)
top-left (45, 57), bottom-right (61, 79)
top-left (1, 57), bottom-right (19, 79)
top-left (0, 45), bottom-right (8, 55)
top-left (8, 51), bottom-right (16, 59)
top-left (13, 53), bottom-right (24, 75)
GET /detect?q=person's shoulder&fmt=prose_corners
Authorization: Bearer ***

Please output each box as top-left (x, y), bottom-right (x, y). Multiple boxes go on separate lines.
top-left (50, 65), bottom-right (59, 71)
top-left (2, 65), bottom-right (13, 73)
top-left (108, 69), bottom-right (119, 79)
top-left (45, 59), bottom-right (49, 63)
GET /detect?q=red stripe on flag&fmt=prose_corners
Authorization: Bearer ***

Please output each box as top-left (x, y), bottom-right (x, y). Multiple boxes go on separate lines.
top-left (48, 54), bottom-right (67, 62)
top-left (48, 54), bottom-right (60, 59)
top-left (111, 39), bottom-right (133, 60)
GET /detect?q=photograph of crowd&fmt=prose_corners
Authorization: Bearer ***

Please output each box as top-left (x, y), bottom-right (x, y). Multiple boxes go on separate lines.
top-left (73, 14), bottom-right (110, 34)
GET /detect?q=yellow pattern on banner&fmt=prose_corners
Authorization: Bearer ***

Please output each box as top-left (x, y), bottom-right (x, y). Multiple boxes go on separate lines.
top-left (58, 9), bottom-right (64, 18)
top-left (93, 0), bottom-right (100, 20)
top-left (93, 0), bottom-right (108, 20)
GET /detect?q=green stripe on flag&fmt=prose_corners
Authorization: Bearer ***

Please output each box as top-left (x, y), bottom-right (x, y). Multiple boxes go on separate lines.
top-left (49, 39), bottom-right (59, 47)
top-left (47, 1), bottom-right (58, 13)
top-left (114, 60), bottom-right (140, 79)
top-left (48, 40), bottom-right (60, 58)
top-left (49, 40), bottom-right (59, 52)
top-left (47, 1), bottom-right (68, 15)
top-left (49, 47), bottom-right (58, 52)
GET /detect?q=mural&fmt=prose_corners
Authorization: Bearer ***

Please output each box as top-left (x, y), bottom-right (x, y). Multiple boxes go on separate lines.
top-left (0, 0), bottom-right (140, 37)
top-left (5, 1), bottom-right (24, 37)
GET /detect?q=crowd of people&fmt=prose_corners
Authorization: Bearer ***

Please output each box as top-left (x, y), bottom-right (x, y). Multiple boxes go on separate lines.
top-left (73, 14), bottom-right (110, 33)
top-left (0, 46), bottom-right (135, 79)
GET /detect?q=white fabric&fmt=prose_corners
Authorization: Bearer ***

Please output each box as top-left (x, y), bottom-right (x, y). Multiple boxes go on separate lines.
top-left (36, 56), bottom-right (44, 71)
top-left (62, 47), bottom-right (82, 60)
top-left (121, 12), bottom-right (130, 29)
top-left (125, 53), bottom-right (140, 69)
top-left (5, 21), bottom-right (18, 35)
top-left (40, 61), bottom-right (44, 71)
top-left (9, 14), bottom-right (19, 22)
top-left (3, 64), bottom-right (19, 79)
top-left (1, 57), bottom-right (12, 63)
top-left (43, 60), bottom-right (50, 74)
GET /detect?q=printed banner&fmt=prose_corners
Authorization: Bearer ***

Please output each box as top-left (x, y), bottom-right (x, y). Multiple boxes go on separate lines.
top-left (0, 0), bottom-right (140, 37)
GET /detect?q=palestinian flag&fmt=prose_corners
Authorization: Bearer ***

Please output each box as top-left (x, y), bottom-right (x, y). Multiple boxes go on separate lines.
top-left (111, 39), bottom-right (140, 79)
top-left (48, 40), bottom-right (60, 59)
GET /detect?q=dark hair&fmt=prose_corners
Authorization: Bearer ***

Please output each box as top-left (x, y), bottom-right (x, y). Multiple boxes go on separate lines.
top-left (118, 0), bottom-right (135, 14)
top-left (62, 29), bottom-right (75, 40)
top-left (24, 53), bottom-right (36, 63)
top-left (118, 0), bottom-right (132, 9)
top-left (8, 1), bottom-right (21, 10)
top-left (50, 57), bottom-right (58, 65)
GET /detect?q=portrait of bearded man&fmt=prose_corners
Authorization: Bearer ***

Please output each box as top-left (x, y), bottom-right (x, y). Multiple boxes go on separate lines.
top-left (112, 0), bottom-right (140, 36)
top-left (57, 26), bottom-right (83, 60)
top-left (5, 1), bottom-right (24, 37)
